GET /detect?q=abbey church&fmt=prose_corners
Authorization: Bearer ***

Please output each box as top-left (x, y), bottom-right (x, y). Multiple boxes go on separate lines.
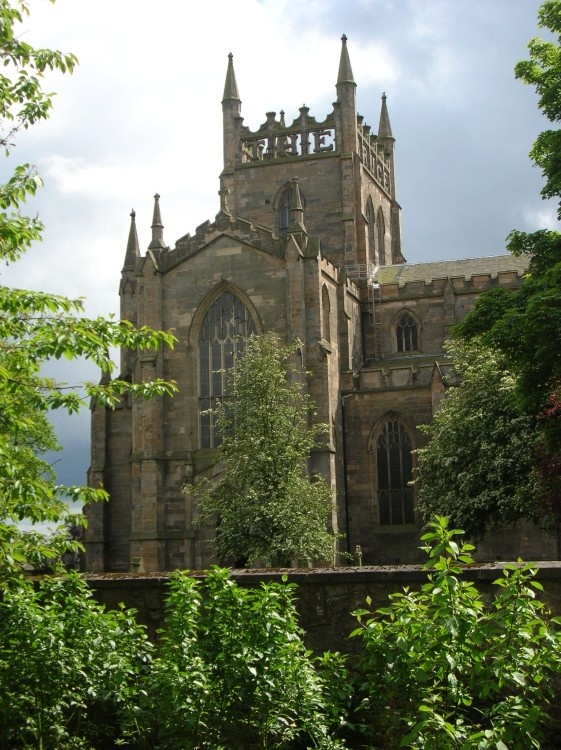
top-left (85, 37), bottom-right (555, 573)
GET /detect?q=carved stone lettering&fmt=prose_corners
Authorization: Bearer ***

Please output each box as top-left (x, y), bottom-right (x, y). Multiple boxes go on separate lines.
top-left (313, 128), bottom-right (334, 153)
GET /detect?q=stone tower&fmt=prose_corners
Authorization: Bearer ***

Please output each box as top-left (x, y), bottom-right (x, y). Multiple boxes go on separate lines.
top-left (220, 35), bottom-right (404, 272)
top-left (86, 38), bottom-right (549, 573)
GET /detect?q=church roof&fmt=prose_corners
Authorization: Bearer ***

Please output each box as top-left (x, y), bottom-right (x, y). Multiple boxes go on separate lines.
top-left (376, 254), bottom-right (529, 286)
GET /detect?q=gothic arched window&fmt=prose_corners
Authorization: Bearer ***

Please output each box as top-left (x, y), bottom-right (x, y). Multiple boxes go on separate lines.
top-left (276, 183), bottom-right (306, 234)
top-left (366, 198), bottom-right (376, 265)
top-left (322, 284), bottom-right (331, 343)
top-left (396, 312), bottom-right (418, 352)
top-left (278, 185), bottom-right (293, 233)
top-left (377, 207), bottom-right (385, 265)
top-left (198, 291), bottom-right (256, 448)
top-left (376, 418), bottom-right (414, 525)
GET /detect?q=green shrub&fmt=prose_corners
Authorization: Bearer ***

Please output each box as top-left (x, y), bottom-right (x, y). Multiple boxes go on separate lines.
top-left (0, 573), bottom-right (151, 749)
top-left (141, 567), bottom-right (347, 749)
top-left (351, 516), bottom-right (561, 749)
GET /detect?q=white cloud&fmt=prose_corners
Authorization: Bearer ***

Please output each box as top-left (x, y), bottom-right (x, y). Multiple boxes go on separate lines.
top-left (6, 0), bottom-right (549, 488)
top-left (524, 206), bottom-right (560, 231)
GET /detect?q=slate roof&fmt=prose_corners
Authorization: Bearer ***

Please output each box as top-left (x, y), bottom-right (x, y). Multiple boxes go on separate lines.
top-left (376, 254), bottom-right (529, 286)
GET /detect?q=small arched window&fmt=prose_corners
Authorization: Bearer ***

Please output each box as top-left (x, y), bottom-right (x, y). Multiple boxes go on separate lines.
top-left (322, 285), bottom-right (331, 343)
top-left (365, 198), bottom-right (376, 265)
top-left (276, 183), bottom-right (306, 234)
top-left (278, 185), bottom-right (293, 233)
top-left (376, 418), bottom-right (414, 525)
top-left (396, 312), bottom-right (418, 352)
top-left (198, 291), bottom-right (256, 448)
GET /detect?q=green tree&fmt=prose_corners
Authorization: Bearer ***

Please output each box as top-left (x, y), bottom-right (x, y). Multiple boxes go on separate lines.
top-left (196, 334), bottom-right (335, 567)
top-left (456, 0), bottom-right (561, 414)
top-left (0, 0), bottom-right (176, 576)
top-left (416, 340), bottom-right (544, 540)
top-left (441, 0), bottom-right (561, 530)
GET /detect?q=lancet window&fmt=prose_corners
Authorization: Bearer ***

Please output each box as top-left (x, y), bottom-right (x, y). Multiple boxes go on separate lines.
top-left (396, 312), bottom-right (419, 352)
top-left (366, 198), bottom-right (376, 265)
top-left (375, 417), bottom-right (415, 525)
top-left (377, 207), bottom-right (386, 265)
top-left (278, 185), bottom-right (293, 233)
top-left (322, 285), bottom-right (331, 343)
top-left (198, 291), bottom-right (256, 448)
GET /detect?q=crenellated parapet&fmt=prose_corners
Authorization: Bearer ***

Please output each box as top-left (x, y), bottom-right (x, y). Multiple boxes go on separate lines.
top-left (379, 270), bottom-right (526, 302)
top-left (240, 107), bottom-right (336, 163)
top-left (341, 360), bottom-right (457, 392)
top-left (375, 256), bottom-right (529, 301)
top-left (319, 253), bottom-right (341, 284)
top-left (356, 114), bottom-right (392, 194)
top-left (237, 105), bottom-right (391, 197)
top-left (344, 273), bottom-right (361, 299)
top-left (152, 214), bottom-right (286, 273)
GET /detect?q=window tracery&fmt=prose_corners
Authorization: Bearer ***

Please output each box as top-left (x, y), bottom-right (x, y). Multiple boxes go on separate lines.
top-left (375, 417), bottom-right (415, 525)
top-left (396, 312), bottom-right (419, 352)
top-left (198, 291), bottom-right (256, 448)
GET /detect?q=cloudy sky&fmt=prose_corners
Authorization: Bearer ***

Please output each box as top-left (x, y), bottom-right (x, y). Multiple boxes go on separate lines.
top-left (2, 0), bottom-right (557, 488)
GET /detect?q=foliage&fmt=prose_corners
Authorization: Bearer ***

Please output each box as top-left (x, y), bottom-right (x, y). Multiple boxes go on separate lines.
top-left (195, 334), bottom-right (335, 567)
top-left (0, 0), bottom-right (177, 576)
top-left (455, 3), bottom-right (561, 404)
top-left (0, 573), bottom-right (152, 749)
top-left (455, 230), bottom-right (561, 416)
top-left (452, 1), bottom-right (561, 531)
top-left (138, 567), bottom-right (348, 749)
top-left (351, 516), bottom-right (561, 750)
top-left (416, 339), bottom-right (545, 538)
top-left (514, 0), bottom-right (561, 211)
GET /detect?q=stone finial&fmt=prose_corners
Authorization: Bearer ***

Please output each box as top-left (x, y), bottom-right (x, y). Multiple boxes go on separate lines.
top-left (148, 193), bottom-right (167, 250)
top-left (378, 92), bottom-right (394, 139)
top-left (218, 185), bottom-right (230, 214)
top-left (287, 177), bottom-right (308, 243)
top-left (290, 177), bottom-right (304, 213)
top-left (222, 51), bottom-right (240, 102)
top-left (215, 184), bottom-right (232, 228)
top-left (123, 207), bottom-right (140, 269)
top-left (337, 33), bottom-right (355, 85)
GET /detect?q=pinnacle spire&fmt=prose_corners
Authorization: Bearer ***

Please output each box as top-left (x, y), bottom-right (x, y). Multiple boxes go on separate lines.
top-left (222, 52), bottom-right (240, 102)
top-left (378, 92), bottom-right (393, 139)
top-left (337, 34), bottom-right (355, 85)
top-left (288, 177), bottom-right (307, 237)
top-left (148, 193), bottom-right (167, 250)
top-left (123, 209), bottom-right (140, 269)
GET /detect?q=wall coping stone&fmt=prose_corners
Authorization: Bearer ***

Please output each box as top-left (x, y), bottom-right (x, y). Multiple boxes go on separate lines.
top-left (82, 561), bottom-right (561, 588)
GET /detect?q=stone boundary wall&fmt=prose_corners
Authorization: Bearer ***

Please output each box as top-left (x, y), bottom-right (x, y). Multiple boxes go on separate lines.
top-left (85, 562), bottom-right (561, 652)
